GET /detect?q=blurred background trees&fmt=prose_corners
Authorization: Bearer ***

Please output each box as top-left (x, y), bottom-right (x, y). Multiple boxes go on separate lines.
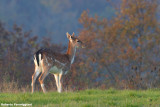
top-left (0, 0), bottom-right (160, 92)
top-left (73, 0), bottom-right (160, 90)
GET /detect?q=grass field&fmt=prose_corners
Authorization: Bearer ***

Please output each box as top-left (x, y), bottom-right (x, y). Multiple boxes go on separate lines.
top-left (0, 89), bottom-right (160, 107)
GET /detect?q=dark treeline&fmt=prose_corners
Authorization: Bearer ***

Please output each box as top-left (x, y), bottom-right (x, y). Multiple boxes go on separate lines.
top-left (0, 0), bottom-right (160, 92)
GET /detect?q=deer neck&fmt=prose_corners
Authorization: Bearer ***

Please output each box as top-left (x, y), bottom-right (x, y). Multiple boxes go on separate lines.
top-left (66, 41), bottom-right (77, 64)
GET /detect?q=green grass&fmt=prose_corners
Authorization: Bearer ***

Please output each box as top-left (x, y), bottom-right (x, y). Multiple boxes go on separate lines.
top-left (0, 89), bottom-right (160, 107)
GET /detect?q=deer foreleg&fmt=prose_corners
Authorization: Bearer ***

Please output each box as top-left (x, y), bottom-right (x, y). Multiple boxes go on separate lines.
top-left (58, 73), bottom-right (62, 93)
top-left (54, 74), bottom-right (59, 92)
top-left (54, 74), bottom-right (62, 93)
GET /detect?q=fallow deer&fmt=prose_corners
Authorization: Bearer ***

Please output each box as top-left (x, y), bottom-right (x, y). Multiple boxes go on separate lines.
top-left (31, 32), bottom-right (84, 93)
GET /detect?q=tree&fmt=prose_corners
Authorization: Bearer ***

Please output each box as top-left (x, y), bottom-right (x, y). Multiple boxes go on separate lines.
top-left (76, 0), bottom-right (160, 89)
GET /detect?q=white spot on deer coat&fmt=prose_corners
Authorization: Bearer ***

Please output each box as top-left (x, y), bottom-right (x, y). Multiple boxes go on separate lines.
top-left (55, 59), bottom-right (66, 66)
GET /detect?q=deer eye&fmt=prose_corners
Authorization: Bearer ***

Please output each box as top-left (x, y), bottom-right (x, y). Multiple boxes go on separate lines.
top-left (77, 40), bottom-right (80, 42)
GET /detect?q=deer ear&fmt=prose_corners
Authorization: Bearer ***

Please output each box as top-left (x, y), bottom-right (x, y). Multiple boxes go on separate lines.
top-left (72, 32), bottom-right (75, 37)
top-left (66, 32), bottom-right (71, 39)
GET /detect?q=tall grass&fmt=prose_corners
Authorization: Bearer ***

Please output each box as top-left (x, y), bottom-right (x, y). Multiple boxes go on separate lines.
top-left (0, 81), bottom-right (30, 93)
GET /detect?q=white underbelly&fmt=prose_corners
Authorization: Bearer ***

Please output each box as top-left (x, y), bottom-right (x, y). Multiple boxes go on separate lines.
top-left (49, 66), bottom-right (62, 74)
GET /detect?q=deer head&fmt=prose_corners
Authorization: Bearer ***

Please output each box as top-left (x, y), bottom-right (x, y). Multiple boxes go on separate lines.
top-left (66, 32), bottom-right (85, 48)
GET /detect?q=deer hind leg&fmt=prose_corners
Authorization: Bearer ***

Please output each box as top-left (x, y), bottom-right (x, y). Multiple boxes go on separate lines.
top-left (32, 57), bottom-right (41, 93)
top-left (54, 73), bottom-right (62, 93)
top-left (38, 65), bottom-right (49, 93)
top-left (32, 69), bottom-right (41, 93)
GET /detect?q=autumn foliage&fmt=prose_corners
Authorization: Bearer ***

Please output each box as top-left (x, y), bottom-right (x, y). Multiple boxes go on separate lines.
top-left (75, 0), bottom-right (160, 89)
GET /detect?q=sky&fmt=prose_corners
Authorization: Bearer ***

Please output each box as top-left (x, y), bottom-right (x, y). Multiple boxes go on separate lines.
top-left (0, 0), bottom-right (116, 45)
